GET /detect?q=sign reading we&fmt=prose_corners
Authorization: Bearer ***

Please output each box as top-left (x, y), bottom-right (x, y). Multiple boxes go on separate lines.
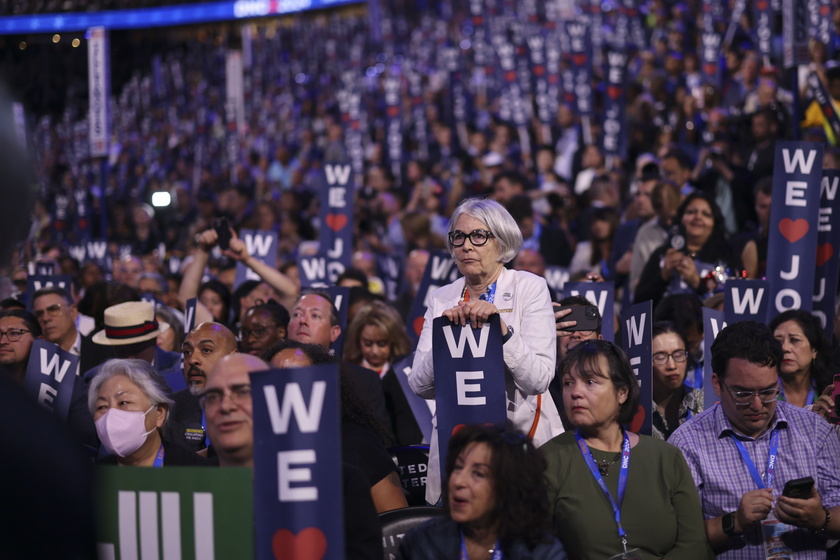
top-left (23, 340), bottom-right (78, 420)
top-left (433, 315), bottom-right (506, 478)
top-left (251, 364), bottom-right (344, 560)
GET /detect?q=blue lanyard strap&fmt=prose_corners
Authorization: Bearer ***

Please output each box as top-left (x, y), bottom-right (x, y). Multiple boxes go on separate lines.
top-left (575, 430), bottom-right (631, 550)
top-left (778, 381), bottom-right (816, 406)
top-left (459, 529), bottom-right (502, 560)
top-left (201, 410), bottom-right (210, 447)
top-left (729, 429), bottom-right (780, 489)
top-left (153, 445), bottom-right (165, 468)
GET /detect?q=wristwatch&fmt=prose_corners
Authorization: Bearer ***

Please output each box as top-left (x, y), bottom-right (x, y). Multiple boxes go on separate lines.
top-left (502, 326), bottom-right (514, 344)
top-left (722, 512), bottom-right (739, 537)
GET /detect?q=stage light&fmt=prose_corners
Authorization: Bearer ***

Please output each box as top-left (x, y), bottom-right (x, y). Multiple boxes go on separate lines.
top-left (52, 34), bottom-right (60, 43)
top-left (151, 191), bottom-right (172, 208)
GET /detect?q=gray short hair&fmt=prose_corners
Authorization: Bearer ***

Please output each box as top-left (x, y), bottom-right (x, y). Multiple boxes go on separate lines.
top-left (446, 197), bottom-right (523, 263)
top-left (87, 359), bottom-right (175, 429)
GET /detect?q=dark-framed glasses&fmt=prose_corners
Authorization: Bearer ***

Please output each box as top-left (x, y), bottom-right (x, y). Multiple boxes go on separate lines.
top-left (240, 325), bottom-right (276, 340)
top-left (448, 229), bottom-right (495, 247)
top-left (652, 349), bottom-right (688, 365)
top-left (0, 329), bottom-right (31, 342)
top-left (721, 380), bottom-right (780, 406)
top-left (199, 384), bottom-right (252, 408)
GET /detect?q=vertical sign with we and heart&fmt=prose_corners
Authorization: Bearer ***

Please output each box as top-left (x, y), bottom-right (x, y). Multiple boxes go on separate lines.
top-left (765, 141), bottom-right (823, 320)
top-left (299, 163), bottom-right (354, 288)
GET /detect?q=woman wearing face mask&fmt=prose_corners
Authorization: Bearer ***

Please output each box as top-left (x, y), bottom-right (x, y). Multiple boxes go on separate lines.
top-left (88, 359), bottom-right (213, 466)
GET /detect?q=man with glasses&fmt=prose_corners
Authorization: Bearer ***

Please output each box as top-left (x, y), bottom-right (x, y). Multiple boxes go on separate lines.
top-left (669, 321), bottom-right (840, 558)
top-left (0, 309), bottom-right (41, 384)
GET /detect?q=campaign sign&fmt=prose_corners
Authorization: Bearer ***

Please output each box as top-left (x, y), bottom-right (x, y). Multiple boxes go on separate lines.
top-left (87, 26), bottom-right (110, 158)
top-left (565, 20), bottom-right (593, 118)
top-left (407, 250), bottom-right (461, 347)
top-left (376, 253), bottom-right (404, 303)
top-left (25, 274), bottom-right (74, 311)
top-left (783, 0), bottom-right (810, 68)
top-left (562, 281), bottom-right (615, 342)
top-left (620, 301), bottom-right (652, 436)
top-left (703, 308), bottom-right (727, 411)
top-left (700, 0), bottom-right (722, 84)
top-left (765, 141), bottom-right (823, 320)
top-left (754, 0), bottom-right (773, 62)
top-left (251, 365), bottom-right (344, 560)
top-left (95, 466), bottom-right (253, 559)
top-left (184, 297), bottom-right (198, 334)
top-left (813, 169), bottom-right (840, 336)
top-left (433, 315), bottom-right (507, 478)
top-left (603, 49), bottom-right (627, 159)
top-left (28, 261), bottom-right (55, 276)
top-left (22, 340), bottom-right (78, 421)
top-left (234, 229), bottom-right (278, 289)
top-left (391, 353), bottom-right (434, 444)
top-left (324, 286), bottom-right (349, 359)
top-left (725, 279), bottom-right (769, 323)
top-left (67, 239), bottom-right (111, 270)
top-left (544, 266), bottom-right (571, 295)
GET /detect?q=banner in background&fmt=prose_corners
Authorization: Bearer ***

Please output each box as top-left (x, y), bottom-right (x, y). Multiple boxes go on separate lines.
top-left (22, 340), bottom-right (78, 421)
top-left (702, 308), bottom-right (726, 411)
top-left (813, 169), bottom-right (840, 336)
top-left (407, 251), bottom-right (460, 347)
top-left (87, 26), bottom-right (110, 158)
top-left (562, 282), bottom-right (615, 343)
top-left (620, 301), bottom-right (652, 436)
top-left (234, 229), bottom-right (278, 289)
top-left (724, 279), bottom-right (769, 324)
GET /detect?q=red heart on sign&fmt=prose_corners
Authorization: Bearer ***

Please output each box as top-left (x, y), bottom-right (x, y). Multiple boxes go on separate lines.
top-left (629, 405), bottom-right (646, 433)
top-left (607, 85), bottom-right (622, 100)
top-left (756, 0), bottom-right (768, 10)
top-left (817, 243), bottom-right (834, 266)
top-left (572, 53), bottom-right (587, 66)
top-left (413, 316), bottom-right (425, 336)
top-left (778, 218), bottom-right (809, 243)
top-left (272, 528), bottom-right (327, 560)
top-left (325, 214), bottom-right (348, 232)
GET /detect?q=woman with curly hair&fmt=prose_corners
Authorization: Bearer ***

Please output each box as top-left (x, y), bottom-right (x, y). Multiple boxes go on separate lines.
top-left (400, 424), bottom-right (567, 559)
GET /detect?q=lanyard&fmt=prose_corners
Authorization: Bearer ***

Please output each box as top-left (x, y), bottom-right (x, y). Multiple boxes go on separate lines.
top-left (153, 445), bottom-right (165, 468)
top-left (201, 410), bottom-right (210, 447)
top-left (459, 530), bottom-right (502, 560)
top-left (778, 381), bottom-right (815, 406)
top-left (461, 282), bottom-right (497, 305)
top-left (729, 429), bottom-right (780, 489)
top-left (575, 430), bottom-right (632, 553)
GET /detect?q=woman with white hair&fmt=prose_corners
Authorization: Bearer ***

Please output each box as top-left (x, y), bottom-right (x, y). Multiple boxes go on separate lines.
top-left (89, 359), bottom-right (211, 466)
top-left (409, 197), bottom-right (564, 505)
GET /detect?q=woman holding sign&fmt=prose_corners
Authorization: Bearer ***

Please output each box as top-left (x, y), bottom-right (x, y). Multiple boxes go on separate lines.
top-left (543, 340), bottom-right (712, 559)
top-left (409, 197), bottom-right (564, 506)
top-left (400, 424), bottom-right (567, 559)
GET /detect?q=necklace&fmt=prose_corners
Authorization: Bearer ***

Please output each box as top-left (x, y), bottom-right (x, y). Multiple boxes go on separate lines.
top-left (596, 452), bottom-right (622, 476)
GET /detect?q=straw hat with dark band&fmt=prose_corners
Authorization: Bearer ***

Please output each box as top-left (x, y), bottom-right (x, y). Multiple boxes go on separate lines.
top-left (92, 301), bottom-right (170, 346)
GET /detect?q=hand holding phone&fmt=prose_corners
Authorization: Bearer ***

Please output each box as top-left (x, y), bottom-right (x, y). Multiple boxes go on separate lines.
top-left (555, 305), bottom-right (600, 333)
top-left (782, 476), bottom-right (814, 499)
top-left (211, 217), bottom-right (232, 250)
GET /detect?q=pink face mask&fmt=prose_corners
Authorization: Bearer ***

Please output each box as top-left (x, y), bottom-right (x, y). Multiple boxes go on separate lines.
top-left (95, 405), bottom-right (157, 458)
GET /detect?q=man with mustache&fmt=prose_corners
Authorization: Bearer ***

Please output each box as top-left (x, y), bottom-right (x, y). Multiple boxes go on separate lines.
top-left (166, 322), bottom-right (238, 452)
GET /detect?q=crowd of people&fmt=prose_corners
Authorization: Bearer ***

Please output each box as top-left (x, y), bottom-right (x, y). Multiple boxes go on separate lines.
top-left (4, 0), bottom-right (840, 558)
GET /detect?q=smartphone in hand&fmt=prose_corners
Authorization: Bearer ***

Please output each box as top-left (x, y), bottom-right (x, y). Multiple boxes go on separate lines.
top-left (782, 476), bottom-right (814, 499)
top-left (556, 305), bottom-right (600, 332)
top-left (211, 217), bottom-right (232, 250)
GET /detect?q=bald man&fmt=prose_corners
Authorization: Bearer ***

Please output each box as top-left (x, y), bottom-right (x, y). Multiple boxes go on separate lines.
top-left (166, 322), bottom-right (239, 452)
top-left (203, 354), bottom-right (268, 467)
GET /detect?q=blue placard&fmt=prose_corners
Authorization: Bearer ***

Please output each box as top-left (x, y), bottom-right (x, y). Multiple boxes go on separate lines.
top-left (765, 141), bottom-right (823, 319)
top-left (234, 229), bottom-right (278, 290)
top-left (22, 340), bottom-right (79, 421)
top-left (251, 364), bottom-right (344, 560)
top-left (562, 281), bottom-right (615, 342)
top-left (813, 169), bottom-right (840, 337)
top-left (432, 315), bottom-right (507, 478)
top-left (377, 253), bottom-right (404, 303)
top-left (620, 301), bottom-right (652, 436)
top-left (407, 251), bottom-right (461, 348)
top-left (391, 353), bottom-right (434, 444)
top-left (67, 238), bottom-right (112, 271)
top-left (565, 20), bottom-right (593, 118)
top-left (725, 279), bottom-right (769, 323)
top-left (602, 48), bottom-right (627, 159)
top-left (184, 297), bottom-right (198, 334)
top-left (25, 274), bottom-right (74, 310)
top-left (702, 308), bottom-right (727, 411)
top-left (319, 162), bottom-right (354, 275)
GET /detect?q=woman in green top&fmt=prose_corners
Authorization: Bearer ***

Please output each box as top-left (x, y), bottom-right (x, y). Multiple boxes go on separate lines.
top-left (542, 340), bottom-right (713, 559)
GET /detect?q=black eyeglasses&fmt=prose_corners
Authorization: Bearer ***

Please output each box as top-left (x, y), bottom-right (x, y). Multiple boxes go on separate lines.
top-left (652, 349), bottom-right (688, 365)
top-left (0, 329), bottom-right (31, 342)
top-left (240, 325), bottom-right (276, 340)
top-left (448, 229), bottom-right (495, 247)
top-left (720, 380), bottom-right (780, 407)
